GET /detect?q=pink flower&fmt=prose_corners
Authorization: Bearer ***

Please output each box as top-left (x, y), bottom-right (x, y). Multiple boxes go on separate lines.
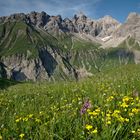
top-left (80, 99), bottom-right (91, 115)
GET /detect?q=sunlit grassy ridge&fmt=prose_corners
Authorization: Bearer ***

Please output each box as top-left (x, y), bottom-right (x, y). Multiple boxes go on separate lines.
top-left (0, 64), bottom-right (140, 140)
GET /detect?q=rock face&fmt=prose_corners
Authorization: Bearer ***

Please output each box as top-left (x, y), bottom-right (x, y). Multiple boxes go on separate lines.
top-left (0, 11), bottom-right (120, 37)
top-left (0, 11), bottom-right (140, 81)
top-left (114, 12), bottom-right (140, 40)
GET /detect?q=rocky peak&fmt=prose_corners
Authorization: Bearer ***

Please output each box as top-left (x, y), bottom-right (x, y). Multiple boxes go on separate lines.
top-left (27, 11), bottom-right (50, 26)
top-left (77, 13), bottom-right (87, 22)
top-left (0, 16), bottom-right (6, 23)
top-left (4, 13), bottom-right (26, 22)
top-left (95, 15), bottom-right (120, 37)
top-left (126, 12), bottom-right (140, 23)
top-left (113, 12), bottom-right (140, 40)
top-left (100, 15), bottom-right (119, 23)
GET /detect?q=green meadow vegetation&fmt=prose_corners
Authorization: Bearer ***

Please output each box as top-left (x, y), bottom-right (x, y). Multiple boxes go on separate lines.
top-left (0, 64), bottom-right (140, 140)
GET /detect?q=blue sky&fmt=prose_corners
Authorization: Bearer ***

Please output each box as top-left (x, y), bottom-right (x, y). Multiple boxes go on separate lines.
top-left (0, 0), bottom-right (140, 22)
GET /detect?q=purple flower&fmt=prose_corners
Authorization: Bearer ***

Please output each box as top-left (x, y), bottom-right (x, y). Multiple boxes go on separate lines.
top-left (80, 99), bottom-right (91, 115)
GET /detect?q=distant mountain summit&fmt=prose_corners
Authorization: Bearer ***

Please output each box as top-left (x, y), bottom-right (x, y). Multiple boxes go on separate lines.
top-left (0, 11), bottom-right (140, 81)
top-left (114, 12), bottom-right (140, 40)
top-left (0, 11), bottom-right (120, 38)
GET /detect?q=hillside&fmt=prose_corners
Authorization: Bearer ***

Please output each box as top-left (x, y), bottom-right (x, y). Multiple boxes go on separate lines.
top-left (0, 64), bottom-right (140, 139)
top-left (0, 11), bottom-right (140, 81)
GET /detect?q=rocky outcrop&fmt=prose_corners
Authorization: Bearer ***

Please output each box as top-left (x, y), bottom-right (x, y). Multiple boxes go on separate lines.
top-left (114, 12), bottom-right (140, 40)
top-left (27, 11), bottom-right (50, 26)
top-left (0, 47), bottom-right (74, 81)
top-left (1, 55), bottom-right (49, 81)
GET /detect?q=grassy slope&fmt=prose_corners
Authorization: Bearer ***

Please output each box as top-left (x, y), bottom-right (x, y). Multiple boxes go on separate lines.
top-left (0, 78), bottom-right (18, 89)
top-left (0, 21), bottom-right (61, 59)
top-left (0, 64), bottom-right (140, 139)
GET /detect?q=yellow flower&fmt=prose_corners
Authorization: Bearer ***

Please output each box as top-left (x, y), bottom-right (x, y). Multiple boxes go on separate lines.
top-left (136, 97), bottom-right (139, 101)
top-left (120, 102), bottom-right (128, 108)
top-left (107, 96), bottom-right (114, 102)
top-left (118, 116), bottom-right (125, 123)
top-left (87, 109), bottom-right (91, 113)
top-left (0, 135), bottom-right (2, 140)
top-left (129, 112), bottom-right (134, 117)
top-left (131, 102), bottom-right (134, 105)
top-left (131, 131), bottom-right (136, 134)
top-left (132, 108), bottom-right (139, 114)
top-left (95, 108), bottom-right (101, 113)
top-left (136, 129), bottom-right (140, 135)
top-left (125, 118), bottom-right (129, 122)
top-left (22, 117), bottom-right (28, 122)
top-left (114, 110), bottom-right (120, 114)
top-left (106, 113), bottom-right (111, 117)
top-left (122, 96), bottom-right (130, 102)
top-left (107, 117), bottom-right (111, 121)
top-left (28, 114), bottom-right (34, 118)
top-left (35, 118), bottom-right (41, 123)
top-left (106, 121), bottom-right (111, 125)
top-left (90, 116), bottom-right (93, 120)
top-left (85, 124), bottom-right (93, 130)
top-left (19, 133), bottom-right (25, 139)
top-left (89, 111), bottom-right (98, 116)
top-left (15, 117), bottom-right (22, 123)
top-left (91, 128), bottom-right (98, 134)
top-left (78, 97), bottom-right (81, 101)
top-left (112, 110), bottom-right (120, 118)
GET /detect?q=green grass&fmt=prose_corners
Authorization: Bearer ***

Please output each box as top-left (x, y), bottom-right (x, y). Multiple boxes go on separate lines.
top-left (0, 78), bottom-right (18, 89)
top-left (0, 21), bottom-right (60, 59)
top-left (0, 64), bottom-right (140, 139)
top-left (72, 39), bottom-right (100, 51)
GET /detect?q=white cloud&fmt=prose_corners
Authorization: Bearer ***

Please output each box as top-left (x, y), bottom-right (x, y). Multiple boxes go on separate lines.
top-left (0, 0), bottom-right (102, 18)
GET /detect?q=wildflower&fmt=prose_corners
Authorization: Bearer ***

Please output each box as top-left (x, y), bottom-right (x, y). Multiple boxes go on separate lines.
top-left (131, 102), bottom-right (134, 105)
top-left (136, 97), bottom-right (139, 101)
top-left (0, 135), bottom-right (2, 140)
top-left (137, 129), bottom-right (140, 135)
top-left (118, 116), bottom-right (125, 123)
top-left (23, 117), bottom-right (28, 122)
top-left (114, 110), bottom-right (120, 114)
top-left (106, 121), bottom-right (111, 125)
top-left (132, 108), bottom-right (139, 114)
top-left (106, 115), bottom-right (111, 121)
top-left (131, 131), bottom-right (136, 134)
top-left (15, 117), bottom-right (22, 123)
top-left (35, 118), bottom-right (41, 123)
top-left (91, 128), bottom-right (98, 134)
top-left (80, 99), bottom-right (91, 115)
top-left (129, 112), bottom-right (134, 117)
top-left (85, 124), bottom-right (93, 130)
top-left (87, 109), bottom-right (91, 113)
top-left (112, 110), bottom-right (120, 117)
top-left (107, 96), bottom-right (114, 102)
top-left (106, 113), bottom-right (111, 117)
top-left (125, 118), bottom-right (129, 122)
top-left (19, 133), bottom-right (25, 139)
top-left (120, 102), bottom-right (128, 108)
top-left (78, 97), bottom-right (81, 101)
top-left (28, 114), bottom-right (34, 118)
top-left (122, 96), bottom-right (130, 102)
top-left (95, 108), bottom-right (101, 113)
top-left (89, 111), bottom-right (98, 116)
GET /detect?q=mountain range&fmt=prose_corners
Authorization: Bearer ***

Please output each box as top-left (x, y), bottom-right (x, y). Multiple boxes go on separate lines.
top-left (0, 11), bottom-right (140, 81)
